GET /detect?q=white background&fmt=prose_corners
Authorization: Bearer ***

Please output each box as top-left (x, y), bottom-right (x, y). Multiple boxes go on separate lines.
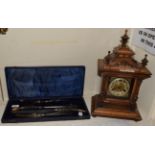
top-left (0, 1), bottom-right (155, 155)
top-left (0, 28), bottom-right (124, 102)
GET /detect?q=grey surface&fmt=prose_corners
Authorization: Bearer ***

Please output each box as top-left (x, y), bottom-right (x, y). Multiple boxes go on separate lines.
top-left (0, 95), bottom-right (154, 126)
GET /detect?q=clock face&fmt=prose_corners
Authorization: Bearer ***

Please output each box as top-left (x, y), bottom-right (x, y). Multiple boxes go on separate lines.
top-left (108, 78), bottom-right (130, 97)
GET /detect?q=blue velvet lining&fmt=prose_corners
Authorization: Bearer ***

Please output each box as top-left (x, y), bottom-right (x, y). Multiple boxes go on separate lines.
top-left (5, 66), bottom-right (85, 99)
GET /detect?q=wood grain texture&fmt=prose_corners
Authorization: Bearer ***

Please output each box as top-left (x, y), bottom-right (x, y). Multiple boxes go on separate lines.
top-left (91, 30), bottom-right (152, 121)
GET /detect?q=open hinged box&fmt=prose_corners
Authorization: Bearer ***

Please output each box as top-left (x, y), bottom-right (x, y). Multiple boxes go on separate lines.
top-left (1, 66), bottom-right (90, 123)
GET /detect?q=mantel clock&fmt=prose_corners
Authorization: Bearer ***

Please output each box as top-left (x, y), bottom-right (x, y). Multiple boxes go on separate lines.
top-left (91, 30), bottom-right (152, 121)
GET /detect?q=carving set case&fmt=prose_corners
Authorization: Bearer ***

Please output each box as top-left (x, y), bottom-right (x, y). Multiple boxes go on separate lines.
top-left (1, 66), bottom-right (90, 123)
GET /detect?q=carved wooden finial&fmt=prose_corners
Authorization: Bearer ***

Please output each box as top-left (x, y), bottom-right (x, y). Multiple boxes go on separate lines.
top-left (106, 51), bottom-right (111, 64)
top-left (125, 29), bottom-right (128, 35)
top-left (121, 29), bottom-right (129, 47)
top-left (0, 28), bottom-right (8, 35)
top-left (141, 54), bottom-right (148, 67)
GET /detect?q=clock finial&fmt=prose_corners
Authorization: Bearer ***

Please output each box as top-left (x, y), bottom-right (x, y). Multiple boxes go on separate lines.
top-left (121, 29), bottom-right (129, 47)
top-left (106, 51), bottom-right (111, 64)
top-left (141, 54), bottom-right (148, 67)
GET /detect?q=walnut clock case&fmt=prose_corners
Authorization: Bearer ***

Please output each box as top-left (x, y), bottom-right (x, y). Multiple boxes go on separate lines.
top-left (91, 30), bottom-right (152, 121)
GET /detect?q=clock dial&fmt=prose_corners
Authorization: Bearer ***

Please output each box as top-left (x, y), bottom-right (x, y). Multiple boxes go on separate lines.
top-left (108, 78), bottom-right (130, 97)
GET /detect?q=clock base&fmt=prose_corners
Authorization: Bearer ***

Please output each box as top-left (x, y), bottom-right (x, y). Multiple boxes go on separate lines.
top-left (91, 95), bottom-right (142, 121)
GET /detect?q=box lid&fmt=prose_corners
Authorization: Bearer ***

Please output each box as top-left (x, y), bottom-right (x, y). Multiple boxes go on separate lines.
top-left (5, 66), bottom-right (85, 100)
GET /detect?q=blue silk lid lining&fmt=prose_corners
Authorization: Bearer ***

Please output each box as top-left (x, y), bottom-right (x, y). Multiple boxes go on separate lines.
top-left (5, 66), bottom-right (85, 99)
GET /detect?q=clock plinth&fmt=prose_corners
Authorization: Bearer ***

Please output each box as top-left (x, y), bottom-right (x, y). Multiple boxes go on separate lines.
top-left (91, 30), bottom-right (152, 121)
top-left (91, 94), bottom-right (141, 121)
